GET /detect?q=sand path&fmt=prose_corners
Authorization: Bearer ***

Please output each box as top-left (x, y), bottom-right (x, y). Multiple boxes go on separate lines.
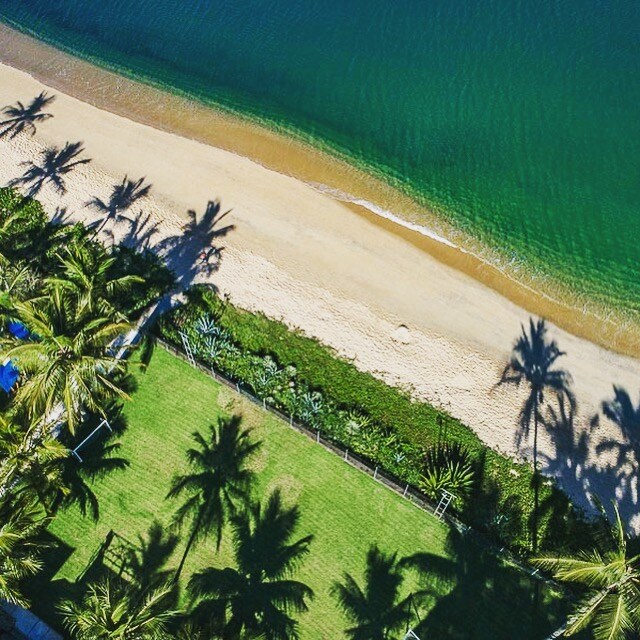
top-left (0, 60), bottom-right (639, 528)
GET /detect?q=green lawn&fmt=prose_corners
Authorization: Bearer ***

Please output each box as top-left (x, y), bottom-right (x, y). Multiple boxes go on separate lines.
top-left (30, 347), bottom-right (568, 639)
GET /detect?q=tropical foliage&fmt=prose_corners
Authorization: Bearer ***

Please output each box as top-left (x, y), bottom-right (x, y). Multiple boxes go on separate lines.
top-left (59, 579), bottom-right (177, 640)
top-left (0, 494), bottom-right (48, 606)
top-left (420, 441), bottom-right (475, 502)
top-left (158, 286), bottom-right (593, 554)
top-left (533, 503), bottom-right (640, 640)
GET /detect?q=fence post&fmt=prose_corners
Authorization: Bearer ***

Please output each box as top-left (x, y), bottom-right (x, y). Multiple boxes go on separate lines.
top-left (344, 449), bottom-right (348, 461)
top-left (263, 398), bottom-right (266, 409)
top-left (316, 430), bottom-right (320, 443)
top-left (374, 466), bottom-right (378, 479)
top-left (403, 484), bottom-right (409, 497)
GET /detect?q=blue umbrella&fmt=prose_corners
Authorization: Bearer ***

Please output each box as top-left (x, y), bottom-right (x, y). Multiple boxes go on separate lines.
top-left (0, 359), bottom-right (19, 393)
top-left (7, 320), bottom-right (30, 340)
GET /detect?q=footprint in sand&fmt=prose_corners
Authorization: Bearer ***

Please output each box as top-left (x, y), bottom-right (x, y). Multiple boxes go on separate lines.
top-left (391, 324), bottom-right (411, 344)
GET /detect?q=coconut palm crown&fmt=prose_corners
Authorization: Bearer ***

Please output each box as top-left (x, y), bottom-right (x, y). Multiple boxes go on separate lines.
top-left (0, 494), bottom-right (48, 606)
top-left (0, 285), bottom-right (131, 433)
top-left (59, 578), bottom-right (177, 640)
top-left (533, 503), bottom-right (640, 640)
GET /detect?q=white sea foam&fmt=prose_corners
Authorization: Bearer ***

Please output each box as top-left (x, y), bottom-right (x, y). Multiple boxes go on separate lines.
top-left (310, 182), bottom-right (463, 251)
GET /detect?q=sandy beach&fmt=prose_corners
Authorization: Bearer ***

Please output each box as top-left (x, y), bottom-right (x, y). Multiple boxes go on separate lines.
top-left (1, 43), bottom-right (639, 527)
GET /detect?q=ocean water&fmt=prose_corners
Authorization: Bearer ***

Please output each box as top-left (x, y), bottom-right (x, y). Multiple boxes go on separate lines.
top-left (1, 1), bottom-right (639, 318)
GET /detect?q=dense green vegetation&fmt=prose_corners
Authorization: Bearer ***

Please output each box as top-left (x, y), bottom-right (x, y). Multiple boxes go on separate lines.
top-left (0, 93), bottom-right (635, 638)
top-left (159, 286), bottom-right (595, 555)
top-left (27, 348), bottom-right (568, 639)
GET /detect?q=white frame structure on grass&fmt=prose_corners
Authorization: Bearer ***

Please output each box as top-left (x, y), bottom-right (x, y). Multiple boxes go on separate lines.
top-left (71, 419), bottom-right (112, 462)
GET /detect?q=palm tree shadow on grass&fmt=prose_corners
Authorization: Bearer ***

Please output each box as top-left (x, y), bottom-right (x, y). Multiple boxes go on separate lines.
top-left (124, 521), bottom-right (179, 593)
top-left (52, 407), bottom-right (130, 522)
top-left (9, 141), bottom-right (91, 197)
top-left (331, 544), bottom-right (411, 640)
top-left (0, 92), bottom-right (55, 139)
top-left (188, 489), bottom-right (313, 640)
top-left (402, 529), bottom-right (568, 640)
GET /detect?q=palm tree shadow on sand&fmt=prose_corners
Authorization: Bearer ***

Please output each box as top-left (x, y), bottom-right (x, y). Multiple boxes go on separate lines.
top-left (499, 319), bottom-right (640, 534)
top-left (0, 92), bottom-right (55, 139)
top-left (8, 141), bottom-right (91, 197)
top-left (87, 175), bottom-right (152, 238)
top-left (156, 199), bottom-right (235, 291)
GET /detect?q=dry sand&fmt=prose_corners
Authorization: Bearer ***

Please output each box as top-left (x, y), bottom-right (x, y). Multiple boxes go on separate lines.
top-left (1, 59), bottom-right (639, 527)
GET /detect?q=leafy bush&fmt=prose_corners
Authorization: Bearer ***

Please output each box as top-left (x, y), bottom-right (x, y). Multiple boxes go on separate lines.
top-left (107, 245), bottom-right (175, 317)
top-left (157, 285), bottom-right (597, 555)
top-left (420, 442), bottom-right (475, 502)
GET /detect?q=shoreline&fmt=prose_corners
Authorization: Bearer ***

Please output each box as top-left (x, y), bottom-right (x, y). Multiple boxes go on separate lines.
top-left (1, 30), bottom-right (640, 528)
top-left (0, 22), bottom-right (638, 358)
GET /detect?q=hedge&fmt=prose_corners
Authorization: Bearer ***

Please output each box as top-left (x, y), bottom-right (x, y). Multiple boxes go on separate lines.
top-left (157, 286), bottom-right (597, 555)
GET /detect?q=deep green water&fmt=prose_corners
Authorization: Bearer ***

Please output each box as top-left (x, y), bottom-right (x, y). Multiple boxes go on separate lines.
top-left (1, 1), bottom-right (639, 317)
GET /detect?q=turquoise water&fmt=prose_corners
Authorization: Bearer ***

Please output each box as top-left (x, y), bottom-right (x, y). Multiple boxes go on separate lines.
top-left (1, 1), bottom-right (639, 317)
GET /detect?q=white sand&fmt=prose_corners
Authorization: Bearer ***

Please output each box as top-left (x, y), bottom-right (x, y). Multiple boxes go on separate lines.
top-left (1, 61), bottom-right (639, 527)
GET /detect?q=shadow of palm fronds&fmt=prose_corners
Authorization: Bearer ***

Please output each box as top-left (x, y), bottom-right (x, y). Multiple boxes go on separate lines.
top-left (9, 141), bottom-right (91, 197)
top-left (88, 175), bottom-right (152, 237)
top-left (0, 91), bottom-right (55, 139)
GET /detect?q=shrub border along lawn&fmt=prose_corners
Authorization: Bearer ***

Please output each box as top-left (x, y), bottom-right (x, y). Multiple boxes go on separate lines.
top-left (158, 335), bottom-right (567, 596)
top-left (156, 286), bottom-right (597, 556)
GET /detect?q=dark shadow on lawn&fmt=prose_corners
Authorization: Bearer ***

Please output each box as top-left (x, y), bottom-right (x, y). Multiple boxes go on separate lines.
top-left (403, 529), bottom-right (569, 640)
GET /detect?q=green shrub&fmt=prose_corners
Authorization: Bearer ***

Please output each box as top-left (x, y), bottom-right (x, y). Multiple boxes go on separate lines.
top-left (421, 442), bottom-right (475, 503)
top-left (107, 245), bottom-right (175, 317)
top-left (157, 285), bottom-right (597, 555)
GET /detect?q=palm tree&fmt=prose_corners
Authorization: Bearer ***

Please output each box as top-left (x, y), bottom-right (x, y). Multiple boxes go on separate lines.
top-left (188, 490), bottom-right (314, 640)
top-left (533, 503), bottom-right (640, 640)
top-left (59, 578), bottom-right (177, 640)
top-left (88, 175), bottom-right (152, 237)
top-left (0, 416), bottom-right (69, 512)
top-left (499, 317), bottom-right (573, 551)
top-left (0, 494), bottom-right (48, 606)
top-left (10, 141), bottom-right (90, 197)
top-left (167, 415), bottom-right (261, 579)
top-left (331, 545), bottom-right (411, 640)
top-left (0, 92), bottom-right (55, 139)
top-left (0, 285), bottom-right (132, 433)
top-left (48, 241), bottom-right (143, 319)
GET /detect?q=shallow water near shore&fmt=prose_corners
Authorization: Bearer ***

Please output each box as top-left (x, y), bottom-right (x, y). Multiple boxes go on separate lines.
top-left (1, 1), bottom-right (639, 338)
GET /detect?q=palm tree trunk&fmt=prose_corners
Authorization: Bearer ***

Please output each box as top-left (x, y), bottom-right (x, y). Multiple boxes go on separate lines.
top-left (532, 397), bottom-right (539, 553)
top-left (174, 509), bottom-right (204, 581)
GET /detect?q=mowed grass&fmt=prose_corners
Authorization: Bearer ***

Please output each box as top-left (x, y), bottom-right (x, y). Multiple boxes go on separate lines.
top-left (37, 347), bottom-right (567, 639)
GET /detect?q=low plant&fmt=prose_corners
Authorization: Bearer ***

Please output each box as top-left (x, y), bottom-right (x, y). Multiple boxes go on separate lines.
top-left (420, 441), bottom-right (475, 503)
